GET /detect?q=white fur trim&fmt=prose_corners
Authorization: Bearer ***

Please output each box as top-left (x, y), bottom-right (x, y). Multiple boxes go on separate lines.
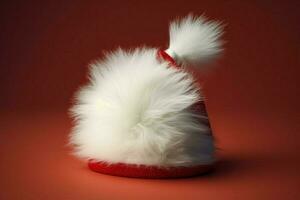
top-left (168, 14), bottom-right (223, 65)
top-left (70, 48), bottom-right (215, 167)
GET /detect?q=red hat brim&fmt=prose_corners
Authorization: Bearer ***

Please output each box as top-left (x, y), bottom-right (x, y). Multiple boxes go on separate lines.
top-left (88, 160), bottom-right (213, 178)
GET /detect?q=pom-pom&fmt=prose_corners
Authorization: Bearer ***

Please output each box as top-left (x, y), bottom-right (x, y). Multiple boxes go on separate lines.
top-left (166, 14), bottom-right (224, 66)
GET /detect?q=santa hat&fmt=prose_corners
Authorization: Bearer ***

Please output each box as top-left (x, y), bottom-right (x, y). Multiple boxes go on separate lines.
top-left (70, 15), bottom-right (223, 178)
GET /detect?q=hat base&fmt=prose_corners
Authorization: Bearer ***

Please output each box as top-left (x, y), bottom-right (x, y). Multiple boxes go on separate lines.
top-left (88, 160), bottom-right (213, 178)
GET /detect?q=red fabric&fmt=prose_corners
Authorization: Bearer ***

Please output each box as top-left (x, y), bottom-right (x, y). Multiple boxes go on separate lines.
top-left (157, 49), bottom-right (212, 127)
top-left (88, 160), bottom-right (213, 178)
top-left (157, 49), bottom-right (179, 68)
top-left (192, 101), bottom-right (212, 128)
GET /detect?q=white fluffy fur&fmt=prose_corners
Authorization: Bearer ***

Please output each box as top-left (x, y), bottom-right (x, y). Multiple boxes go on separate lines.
top-left (167, 15), bottom-right (223, 65)
top-left (70, 15), bottom-right (222, 167)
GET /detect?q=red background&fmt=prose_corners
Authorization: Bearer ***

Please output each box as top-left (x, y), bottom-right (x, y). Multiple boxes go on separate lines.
top-left (1, 0), bottom-right (299, 199)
